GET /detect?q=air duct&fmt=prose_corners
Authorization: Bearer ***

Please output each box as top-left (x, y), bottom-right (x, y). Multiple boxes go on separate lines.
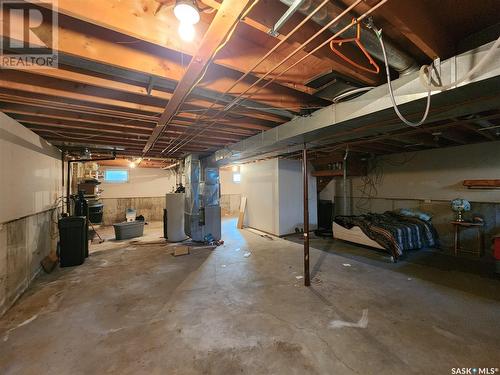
top-left (279, 0), bottom-right (418, 75)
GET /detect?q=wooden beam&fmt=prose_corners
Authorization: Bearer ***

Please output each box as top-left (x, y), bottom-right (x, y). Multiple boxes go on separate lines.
top-left (28, 125), bottom-right (232, 148)
top-left (143, 0), bottom-right (256, 154)
top-left (201, 0), bottom-right (381, 86)
top-left (3, 106), bottom-right (246, 142)
top-left (0, 94), bottom-right (258, 137)
top-left (0, 7), bottom-right (317, 113)
top-left (461, 123), bottom-right (497, 141)
top-left (425, 129), bottom-right (468, 145)
top-left (24, 66), bottom-right (286, 124)
top-left (38, 0), bottom-right (349, 93)
top-left (0, 71), bottom-right (273, 131)
top-left (463, 179), bottom-right (500, 189)
top-left (339, 0), bottom-right (454, 59)
top-left (21, 121), bottom-right (238, 147)
top-left (40, 132), bottom-right (210, 152)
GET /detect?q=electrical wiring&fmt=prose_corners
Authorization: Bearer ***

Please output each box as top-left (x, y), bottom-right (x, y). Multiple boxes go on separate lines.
top-left (354, 151), bottom-right (416, 212)
top-left (44, 130), bottom-right (103, 141)
top-left (179, 105), bottom-right (324, 113)
top-left (370, 24), bottom-right (433, 128)
top-left (419, 34), bottom-right (500, 91)
top-left (354, 157), bottom-right (383, 213)
top-left (153, 0), bottom-right (262, 154)
top-left (162, 0), bottom-right (331, 155)
top-left (167, 0), bottom-right (386, 155)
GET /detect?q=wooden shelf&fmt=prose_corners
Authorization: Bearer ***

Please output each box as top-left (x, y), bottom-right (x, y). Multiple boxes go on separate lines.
top-left (463, 179), bottom-right (500, 189)
top-left (312, 170), bottom-right (344, 177)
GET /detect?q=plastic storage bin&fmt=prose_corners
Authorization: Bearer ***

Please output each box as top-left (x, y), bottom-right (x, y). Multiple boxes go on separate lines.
top-left (58, 216), bottom-right (87, 267)
top-left (113, 221), bottom-right (144, 240)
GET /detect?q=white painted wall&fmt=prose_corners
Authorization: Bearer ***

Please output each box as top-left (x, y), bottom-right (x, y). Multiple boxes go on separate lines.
top-left (240, 159), bottom-right (280, 234)
top-left (220, 168), bottom-right (242, 195)
top-left (239, 158), bottom-right (317, 236)
top-left (0, 113), bottom-right (62, 223)
top-left (0, 114), bottom-right (62, 316)
top-left (319, 179), bottom-right (335, 201)
top-left (349, 141), bottom-right (500, 202)
top-left (99, 167), bottom-right (177, 198)
top-left (278, 159), bottom-right (317, 235)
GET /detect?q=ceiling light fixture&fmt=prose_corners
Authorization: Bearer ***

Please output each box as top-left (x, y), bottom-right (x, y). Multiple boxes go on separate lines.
top-left (129, 157), bottom-right (142, 168)
top-left (174, 0), bottom-right (200, 25)
top-left (178, 22), bottom-right (195, 42)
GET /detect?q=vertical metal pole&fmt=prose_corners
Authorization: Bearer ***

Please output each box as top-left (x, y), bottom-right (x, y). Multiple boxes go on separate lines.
top-left (66, 160), bottom-right (71, 214)
top-left (303, 144), bottom-right (310, 287)
top-left (343, 145), bottom-right (349, 215)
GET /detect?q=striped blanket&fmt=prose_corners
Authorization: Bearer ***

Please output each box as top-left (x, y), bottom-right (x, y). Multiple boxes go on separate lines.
top-left (334, 212), bottom-right (439, 260)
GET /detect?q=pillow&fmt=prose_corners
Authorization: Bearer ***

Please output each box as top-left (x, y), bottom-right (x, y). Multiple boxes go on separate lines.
top-left (398, 208), bottom-right (432, 222)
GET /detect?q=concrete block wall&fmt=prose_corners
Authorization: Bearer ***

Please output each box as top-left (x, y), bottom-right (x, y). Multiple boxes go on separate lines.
top-left (98, 167), bottom-right (177, 225)
top-left (0, 210), bottom-right (57, 316)
top-left (101, 197), bottom-right (166, 225)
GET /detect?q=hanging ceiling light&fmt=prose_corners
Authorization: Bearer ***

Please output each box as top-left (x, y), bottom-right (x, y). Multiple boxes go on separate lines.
top-left (178, 22), bottom-right (195, 42)
top-left (174, 0), bottom-right (200, 25)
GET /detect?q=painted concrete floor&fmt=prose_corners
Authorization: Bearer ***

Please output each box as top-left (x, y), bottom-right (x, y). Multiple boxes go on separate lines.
top-left (1, 219), bottom-right (499, 374)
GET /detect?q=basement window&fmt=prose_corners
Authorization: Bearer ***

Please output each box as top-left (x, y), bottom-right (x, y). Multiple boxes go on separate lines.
top-left (232, 172), bottom-right (241, 183)
top-left (104, 169), bottom-right (129, 183)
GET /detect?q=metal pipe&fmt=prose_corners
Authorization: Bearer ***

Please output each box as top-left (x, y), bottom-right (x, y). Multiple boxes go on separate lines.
top-left (170, 0), bottom-right (386, 153)
top-left (225, 0), bottom-right (386, 114)
top-left (303, 145), bottom-right (310, 287)
top-left (65, 153), bottom-right (116, 213)
top-left (332, 86), bottom-right (375, 103)
top-left (66, 160), bottom-right (71, 214)
top-left (270, 0), bottom-right (305, 36)
top-left (280, 0), bottom-right (417, 74)
top-left (343, 145), bottom-right (349, 215)
top-left (164, 0), bottom-right (331, 155)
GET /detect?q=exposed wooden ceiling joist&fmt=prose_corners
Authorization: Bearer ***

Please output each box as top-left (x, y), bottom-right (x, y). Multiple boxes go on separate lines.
top-left (0, 71), bottom-right (274, 131)
top-left (143, 0), bottom-right (258, 154)
top-left (40, 0), bottom-right (378, 90)
top-left (1, 7), bottom-right (320, 114)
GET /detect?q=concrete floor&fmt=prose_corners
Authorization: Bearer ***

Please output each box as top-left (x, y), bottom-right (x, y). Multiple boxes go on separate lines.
top-left (1, 219), bottom-right (499, 374)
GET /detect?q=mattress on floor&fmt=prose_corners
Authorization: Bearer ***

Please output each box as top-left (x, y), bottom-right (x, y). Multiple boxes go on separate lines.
top-left (334, 212), bottom-right (439, 260)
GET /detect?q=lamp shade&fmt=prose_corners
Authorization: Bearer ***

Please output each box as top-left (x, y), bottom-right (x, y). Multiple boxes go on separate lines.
top-left (174, 0), bottom-right (200, 25)
top-left (451, 198), bottom-right (471, 212)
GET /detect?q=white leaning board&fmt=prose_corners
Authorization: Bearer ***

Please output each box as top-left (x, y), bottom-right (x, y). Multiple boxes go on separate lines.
top-left (332, 222), bottom-right (384, 250)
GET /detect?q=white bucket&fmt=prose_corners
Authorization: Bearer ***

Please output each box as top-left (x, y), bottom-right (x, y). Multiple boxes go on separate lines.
top-left (126, 208), bottom-right (136, 222)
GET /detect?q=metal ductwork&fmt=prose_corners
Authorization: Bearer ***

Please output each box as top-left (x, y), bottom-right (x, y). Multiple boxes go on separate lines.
top-left (279, 0), bottom-right (418, 75)
top-left (214, 41), bottom-right (500, 165)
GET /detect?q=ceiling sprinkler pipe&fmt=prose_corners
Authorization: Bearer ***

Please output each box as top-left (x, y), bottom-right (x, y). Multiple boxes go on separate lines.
top-left (280, 0), bottom-right (418, 75)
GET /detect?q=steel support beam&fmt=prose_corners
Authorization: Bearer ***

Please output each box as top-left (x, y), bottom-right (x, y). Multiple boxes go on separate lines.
top-left (302, 145), bottom-right (310, 287)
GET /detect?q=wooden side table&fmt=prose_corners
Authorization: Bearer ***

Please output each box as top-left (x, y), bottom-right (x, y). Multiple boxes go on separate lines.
top-left (451, 221), bottom-right (484, 257)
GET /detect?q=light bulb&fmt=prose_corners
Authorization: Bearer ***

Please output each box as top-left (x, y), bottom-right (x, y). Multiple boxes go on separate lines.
top-left (174, 2), bottom-right (200, 25)
top-left (178, 22), bottom-right (195, 42)
top-left (129, 161), bottom-right (136, 168)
